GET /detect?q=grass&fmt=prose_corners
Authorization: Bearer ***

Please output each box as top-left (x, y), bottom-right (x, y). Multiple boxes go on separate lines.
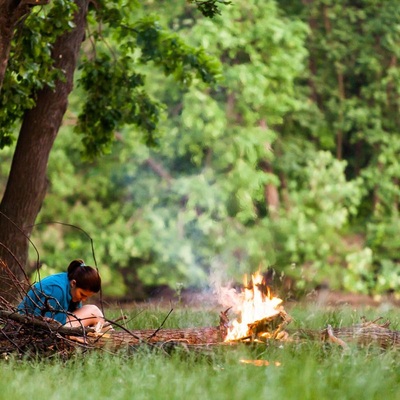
top-left (0, 303), bottom-right (399, 400)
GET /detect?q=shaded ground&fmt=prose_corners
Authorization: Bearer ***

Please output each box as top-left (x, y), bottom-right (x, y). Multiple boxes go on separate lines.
top-left (304, 288), bottom-right (400, 309)
top-left (103, 285), bottom-right (400, 312)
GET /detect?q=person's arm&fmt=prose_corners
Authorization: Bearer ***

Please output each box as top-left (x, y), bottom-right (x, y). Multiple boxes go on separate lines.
top-left (42, 285), bottom-right (69, 323)
top-left (22, 285), bottom-right (68, 324)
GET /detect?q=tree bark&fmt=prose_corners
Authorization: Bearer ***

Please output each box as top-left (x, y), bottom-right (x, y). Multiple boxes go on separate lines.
top-left (0, 0), bottom-right (89, 302)
top-left (90, 327), bottom-right (224, 349)
top-left (258, 120), bottom-right (280, 220)
top-left (262, 162), bottom-right (279, 220)
top-left (303, 0), bottom-right (322, 109)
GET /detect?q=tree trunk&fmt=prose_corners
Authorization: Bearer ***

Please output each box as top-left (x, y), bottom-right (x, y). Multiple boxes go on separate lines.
top-left (303, 0), bottom-right (322, 109)
top-left (372, 144), bottom-right (384, 215)
top-left (258, 120), bottom-right (280, 220)
top-left (262, 162), bottom-right (280, 220)
top-left (0, 0), bottom-right (89, 302)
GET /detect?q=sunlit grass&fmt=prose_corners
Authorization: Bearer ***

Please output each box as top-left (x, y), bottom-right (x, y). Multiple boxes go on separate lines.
top-left (0, 304), bottom-right (399, 400)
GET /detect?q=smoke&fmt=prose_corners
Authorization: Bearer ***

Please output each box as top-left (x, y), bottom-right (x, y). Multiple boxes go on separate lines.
top-left (208, 258), bottom-right (243, 314)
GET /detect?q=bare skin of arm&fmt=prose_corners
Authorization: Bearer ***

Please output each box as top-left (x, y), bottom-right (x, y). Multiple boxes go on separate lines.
top-left (65, 304), bottom-right (105, 328)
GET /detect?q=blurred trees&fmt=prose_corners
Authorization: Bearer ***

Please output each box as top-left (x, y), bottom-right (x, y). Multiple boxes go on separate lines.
top-left (29, 0), bottom-right (310, 298)
top-left (0, 0), bottom-right (224, 301)
top-left (279, 0), bottom-right (400, 294)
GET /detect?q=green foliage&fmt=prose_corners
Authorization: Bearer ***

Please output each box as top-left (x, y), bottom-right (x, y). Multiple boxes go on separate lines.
top-left (30, 0), bottom-right (368, 295)
top-left (111, 0), bottom-right (310, 287)
top-left (270, 150), bottom-right (363, 290)
top-left (0, 0), bottom-right (76, 147)
top-left (278, 0), bottom-right (400, 293)
top-left (3, 0), bottom-right (400, 298)
top-left (132, 15), bottom-right (222, 84)
top-left (25, 0), bottom-right (307, 295)
top-left (342, 248), bottom-right (374, 294)
top-left (188, 0), bottom-right (232, 18)
top-left (366, 216), bottom-right (400, 293)
top-left (77, 53), bottom-right (161, 157)
top-left (75, 11), bottom-right (222, 159)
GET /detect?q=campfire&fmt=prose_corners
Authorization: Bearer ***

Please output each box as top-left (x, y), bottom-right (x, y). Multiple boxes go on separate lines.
top-left (224, 271), bottom-right (291, 343)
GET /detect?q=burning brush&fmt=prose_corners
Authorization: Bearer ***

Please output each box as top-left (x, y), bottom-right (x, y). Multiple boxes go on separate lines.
top-left (224, 271), bottom-right (291, 343)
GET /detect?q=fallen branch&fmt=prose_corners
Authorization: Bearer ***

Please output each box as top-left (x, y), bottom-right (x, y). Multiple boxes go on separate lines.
top-left (88, 326), bottom-right (222, 348)
top-left (326, 324), bottom-right (350, 350)
top-left (0, 310), bottom-right (95, 336)
top-left (80, 308), bottom-right (232, 349)
top-left (291, 319), bottom-right (400, 349)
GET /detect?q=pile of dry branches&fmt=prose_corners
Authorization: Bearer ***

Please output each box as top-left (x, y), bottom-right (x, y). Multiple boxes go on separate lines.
top-left (0, 309), bottom-right (83, 359)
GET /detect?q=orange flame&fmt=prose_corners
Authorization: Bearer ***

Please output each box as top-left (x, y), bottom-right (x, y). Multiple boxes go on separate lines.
top-left (239, 359), bottom-right (281, 367)
top-left (224, 271), bottom-right (283, 341)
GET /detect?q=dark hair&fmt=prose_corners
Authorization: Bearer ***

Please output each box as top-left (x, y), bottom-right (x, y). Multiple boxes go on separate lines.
top-left (67, 259), bottom-right (101, 293)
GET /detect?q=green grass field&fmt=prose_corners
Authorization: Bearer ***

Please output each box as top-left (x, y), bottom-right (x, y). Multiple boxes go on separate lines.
top-left (0, 304), bottom-right (399, 400)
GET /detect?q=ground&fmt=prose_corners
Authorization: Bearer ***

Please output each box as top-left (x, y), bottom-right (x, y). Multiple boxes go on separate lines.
top-left (105, 285), bottom-right (400, 312)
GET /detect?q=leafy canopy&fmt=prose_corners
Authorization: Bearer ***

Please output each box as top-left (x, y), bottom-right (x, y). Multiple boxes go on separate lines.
top-left (0, 0), bottom-right (225, 155)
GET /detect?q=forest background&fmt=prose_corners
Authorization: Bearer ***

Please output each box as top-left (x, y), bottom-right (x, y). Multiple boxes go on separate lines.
top-left (0, 0), bottom-right (399, 302)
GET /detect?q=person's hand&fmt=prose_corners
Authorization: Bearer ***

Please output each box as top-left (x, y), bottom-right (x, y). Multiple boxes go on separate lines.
top-left (41, 316), bottom-right (62, 326)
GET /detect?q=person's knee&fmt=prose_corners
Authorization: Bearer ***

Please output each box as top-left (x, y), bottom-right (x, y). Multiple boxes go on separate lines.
top-left (81, 304), bottom-right (104, 318)
top-left (67, 304), bottom-right (104, 327)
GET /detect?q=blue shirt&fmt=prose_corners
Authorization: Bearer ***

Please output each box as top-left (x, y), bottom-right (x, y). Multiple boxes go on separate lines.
top-left (18, 272), bottom-right (81, 325)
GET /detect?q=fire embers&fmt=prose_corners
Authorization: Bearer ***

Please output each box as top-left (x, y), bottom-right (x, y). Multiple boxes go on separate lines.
top-left (224, 271), bottom-right (291, 343)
